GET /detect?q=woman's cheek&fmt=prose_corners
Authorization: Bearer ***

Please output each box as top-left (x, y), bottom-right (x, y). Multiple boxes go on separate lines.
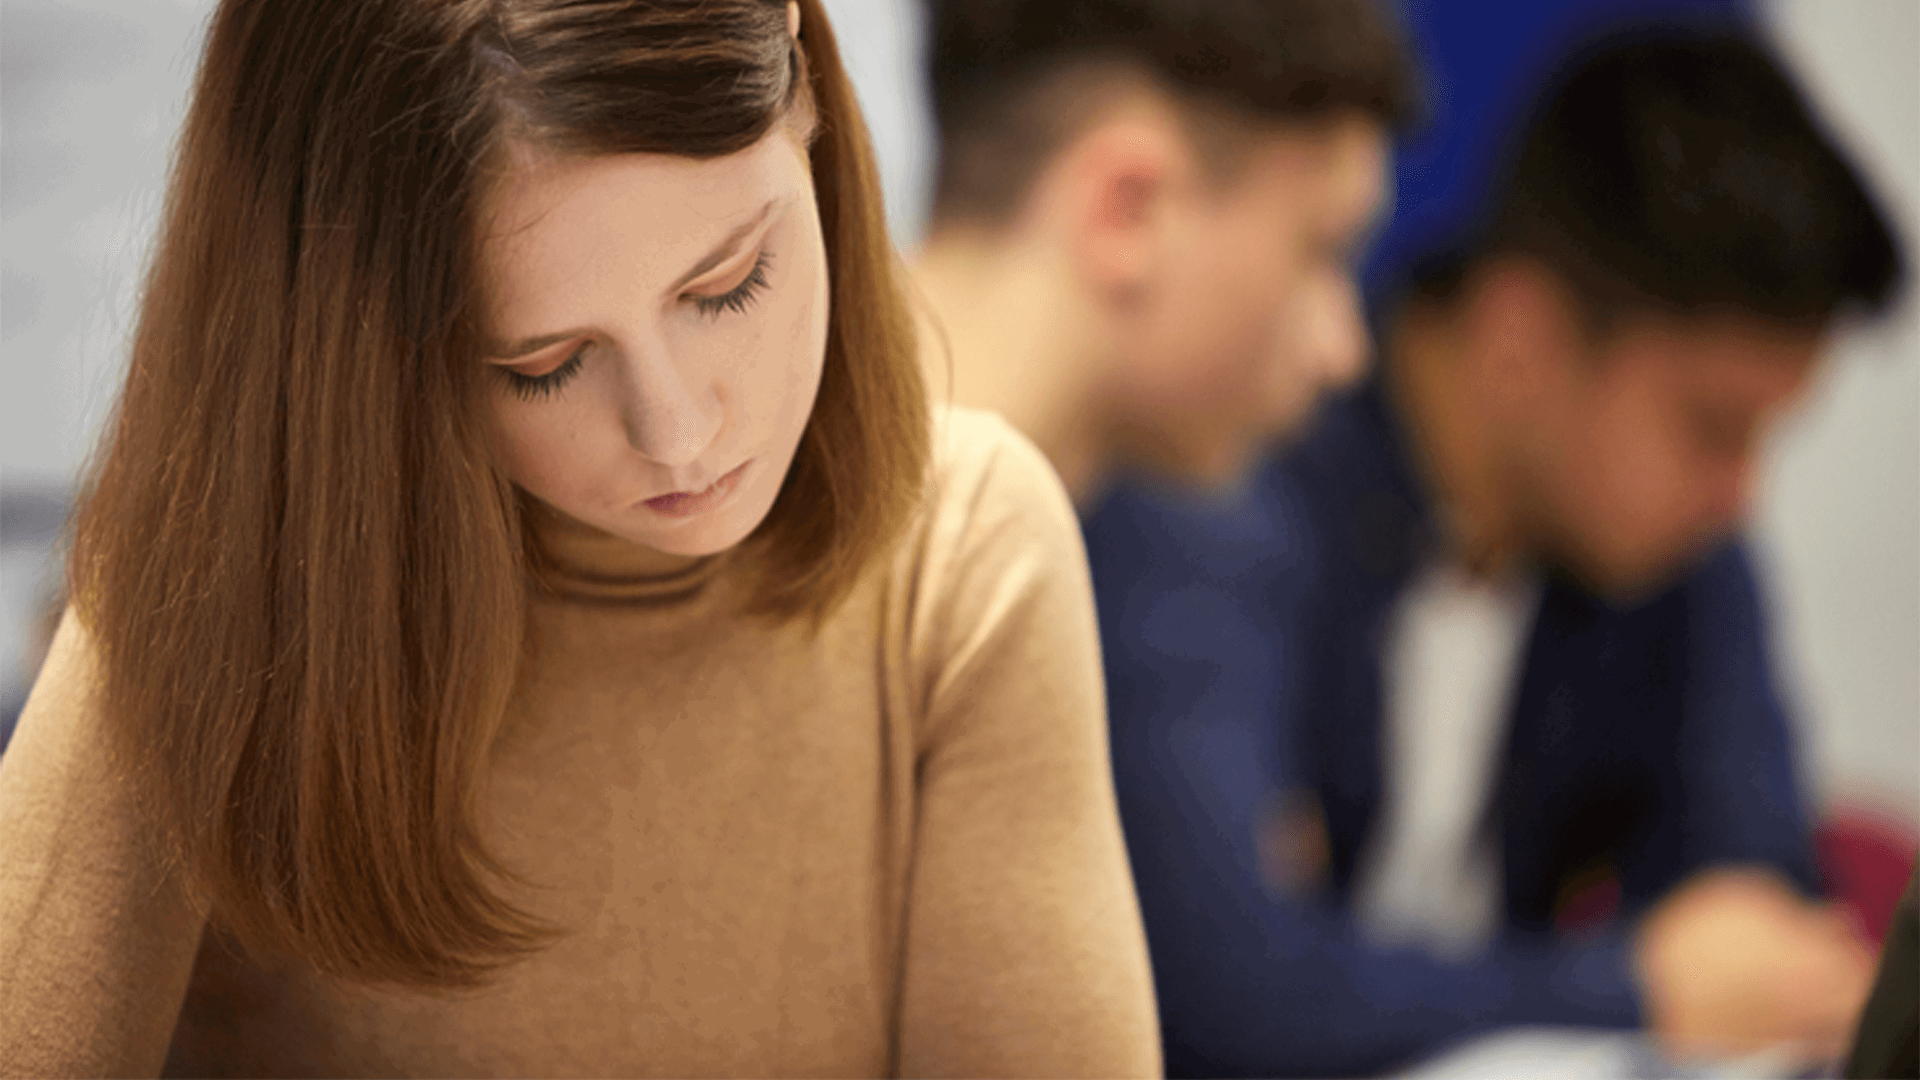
top-left (745, 258), bottom-right (827, 428)
top-left (490, 399), bottom-right (587, 501)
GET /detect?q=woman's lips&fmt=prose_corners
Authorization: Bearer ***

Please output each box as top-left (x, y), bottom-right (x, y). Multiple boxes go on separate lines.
top-left (643, 459), bottom-right (752, 518)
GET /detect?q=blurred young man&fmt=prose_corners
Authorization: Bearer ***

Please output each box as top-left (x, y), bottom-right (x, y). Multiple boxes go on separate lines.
top-left (1085, 31), bottom-right (1905, 1077)
top-left (913, 0), bottom-right (1414, 505)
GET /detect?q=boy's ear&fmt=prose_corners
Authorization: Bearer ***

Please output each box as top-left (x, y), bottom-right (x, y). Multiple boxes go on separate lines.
top-left (1064, 118), bottom-right (1185, 300)
top-left (1466, 256), bottom-right (1588, 405)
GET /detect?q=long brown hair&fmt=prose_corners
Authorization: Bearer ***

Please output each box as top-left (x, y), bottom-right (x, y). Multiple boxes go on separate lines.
top-left (67, 0), bottom-right (927, 989)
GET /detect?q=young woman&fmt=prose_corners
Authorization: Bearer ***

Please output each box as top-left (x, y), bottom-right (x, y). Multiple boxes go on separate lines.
top-left (0, 1), bottom-right (1159, 1074)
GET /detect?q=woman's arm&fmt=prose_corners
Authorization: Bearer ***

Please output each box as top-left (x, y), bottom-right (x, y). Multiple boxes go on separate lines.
top-left (894, 413), bottom-right (1160, 1079)
top-left (0, 609), bottom-right (207, 1077)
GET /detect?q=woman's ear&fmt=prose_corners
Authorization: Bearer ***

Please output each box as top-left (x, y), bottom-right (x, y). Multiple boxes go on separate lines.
top-left (787, 1), bottom-right (800, 41)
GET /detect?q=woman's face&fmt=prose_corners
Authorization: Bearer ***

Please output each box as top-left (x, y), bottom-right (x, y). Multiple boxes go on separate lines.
top-left (479, 124), bottom-right (829, 562)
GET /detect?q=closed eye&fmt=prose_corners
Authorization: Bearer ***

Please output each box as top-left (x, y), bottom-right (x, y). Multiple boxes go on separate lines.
top-left (497, 346), bottom-right (586, 401)
top-left (689, 251), bottom-right (773, 320)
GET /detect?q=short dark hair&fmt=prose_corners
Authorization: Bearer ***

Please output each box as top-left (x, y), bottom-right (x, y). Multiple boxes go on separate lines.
top-left (927, 0), bottom-right (1417, 225)
top-left (1414, 31), bottom-right (1904, 330)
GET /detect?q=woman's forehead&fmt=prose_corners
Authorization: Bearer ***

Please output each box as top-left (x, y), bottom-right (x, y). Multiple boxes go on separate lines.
top-left (481, 130), bottom-right (805, 304)
top-left (488, 132), bottom-right (799, 253)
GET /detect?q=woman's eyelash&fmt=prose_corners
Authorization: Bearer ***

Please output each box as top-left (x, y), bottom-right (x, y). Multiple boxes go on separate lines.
top-left (496, 250), bottom-right (772, 401)
top-left (691, 251), bottom-right (773, 320)
top-left (498, 348), bottom-right (585, 402)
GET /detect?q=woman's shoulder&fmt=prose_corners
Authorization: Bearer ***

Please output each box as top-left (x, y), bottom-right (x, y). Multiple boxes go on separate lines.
top-left (919, 404), bottom-right (1078, 547)
top-left (867, 408), bottom-right (1104, 759)
top-left (0, 607), bottom-right (210, 1075)
top-left (877, 405), bottom-right (1090, 683)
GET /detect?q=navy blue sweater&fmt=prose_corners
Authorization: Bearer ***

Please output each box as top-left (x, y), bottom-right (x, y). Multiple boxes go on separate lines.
top-left (1082, 382), bottom-right (1820, 1077)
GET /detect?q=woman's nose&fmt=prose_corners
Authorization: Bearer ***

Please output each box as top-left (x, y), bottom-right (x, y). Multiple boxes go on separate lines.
top-left (619, 349), bottom-right (721, 468)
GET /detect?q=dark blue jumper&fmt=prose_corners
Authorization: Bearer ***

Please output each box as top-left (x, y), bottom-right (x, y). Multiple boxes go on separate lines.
top-left (1083, 383), bottom-right (1819, 1077)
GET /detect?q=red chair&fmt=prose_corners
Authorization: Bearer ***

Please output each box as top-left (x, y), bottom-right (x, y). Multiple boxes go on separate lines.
top-left (1817, 799), bottom-right (1919, 946)
top-left (1552, 800), bottom-right (1918, 945)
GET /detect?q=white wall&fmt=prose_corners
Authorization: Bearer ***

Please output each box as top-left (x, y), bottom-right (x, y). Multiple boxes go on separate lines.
top-left (1, 0), bottom-right (216, 694)
top-left (1757, 0), bottom-right (1920, 818)
top-left (818, 0), bottom-right (937, 249)
top-left (2, 1), bottom-right (1915, 824)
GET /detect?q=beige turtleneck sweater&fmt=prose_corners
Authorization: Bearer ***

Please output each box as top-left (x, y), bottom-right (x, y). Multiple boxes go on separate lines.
top-left (0, 406), bottom-right (1161, 1078)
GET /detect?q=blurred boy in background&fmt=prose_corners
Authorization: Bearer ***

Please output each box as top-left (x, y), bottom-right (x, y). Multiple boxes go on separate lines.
top-left (1084, 24), bottom-right (1906, 1078)
top-left (912, 0), bottom-right (1413, 505)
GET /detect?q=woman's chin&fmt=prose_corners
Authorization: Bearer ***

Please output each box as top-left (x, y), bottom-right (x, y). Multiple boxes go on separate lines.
top-left (625, 482), bottom-right (779, 560)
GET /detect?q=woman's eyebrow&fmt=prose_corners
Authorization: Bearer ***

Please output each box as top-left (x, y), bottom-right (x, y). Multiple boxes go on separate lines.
top-left (486, 198), bottom-right (780, 359)
top-left (489, 330), bottom-right (579, 361)
top-left (668, 198), bottom-right (778, 293)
